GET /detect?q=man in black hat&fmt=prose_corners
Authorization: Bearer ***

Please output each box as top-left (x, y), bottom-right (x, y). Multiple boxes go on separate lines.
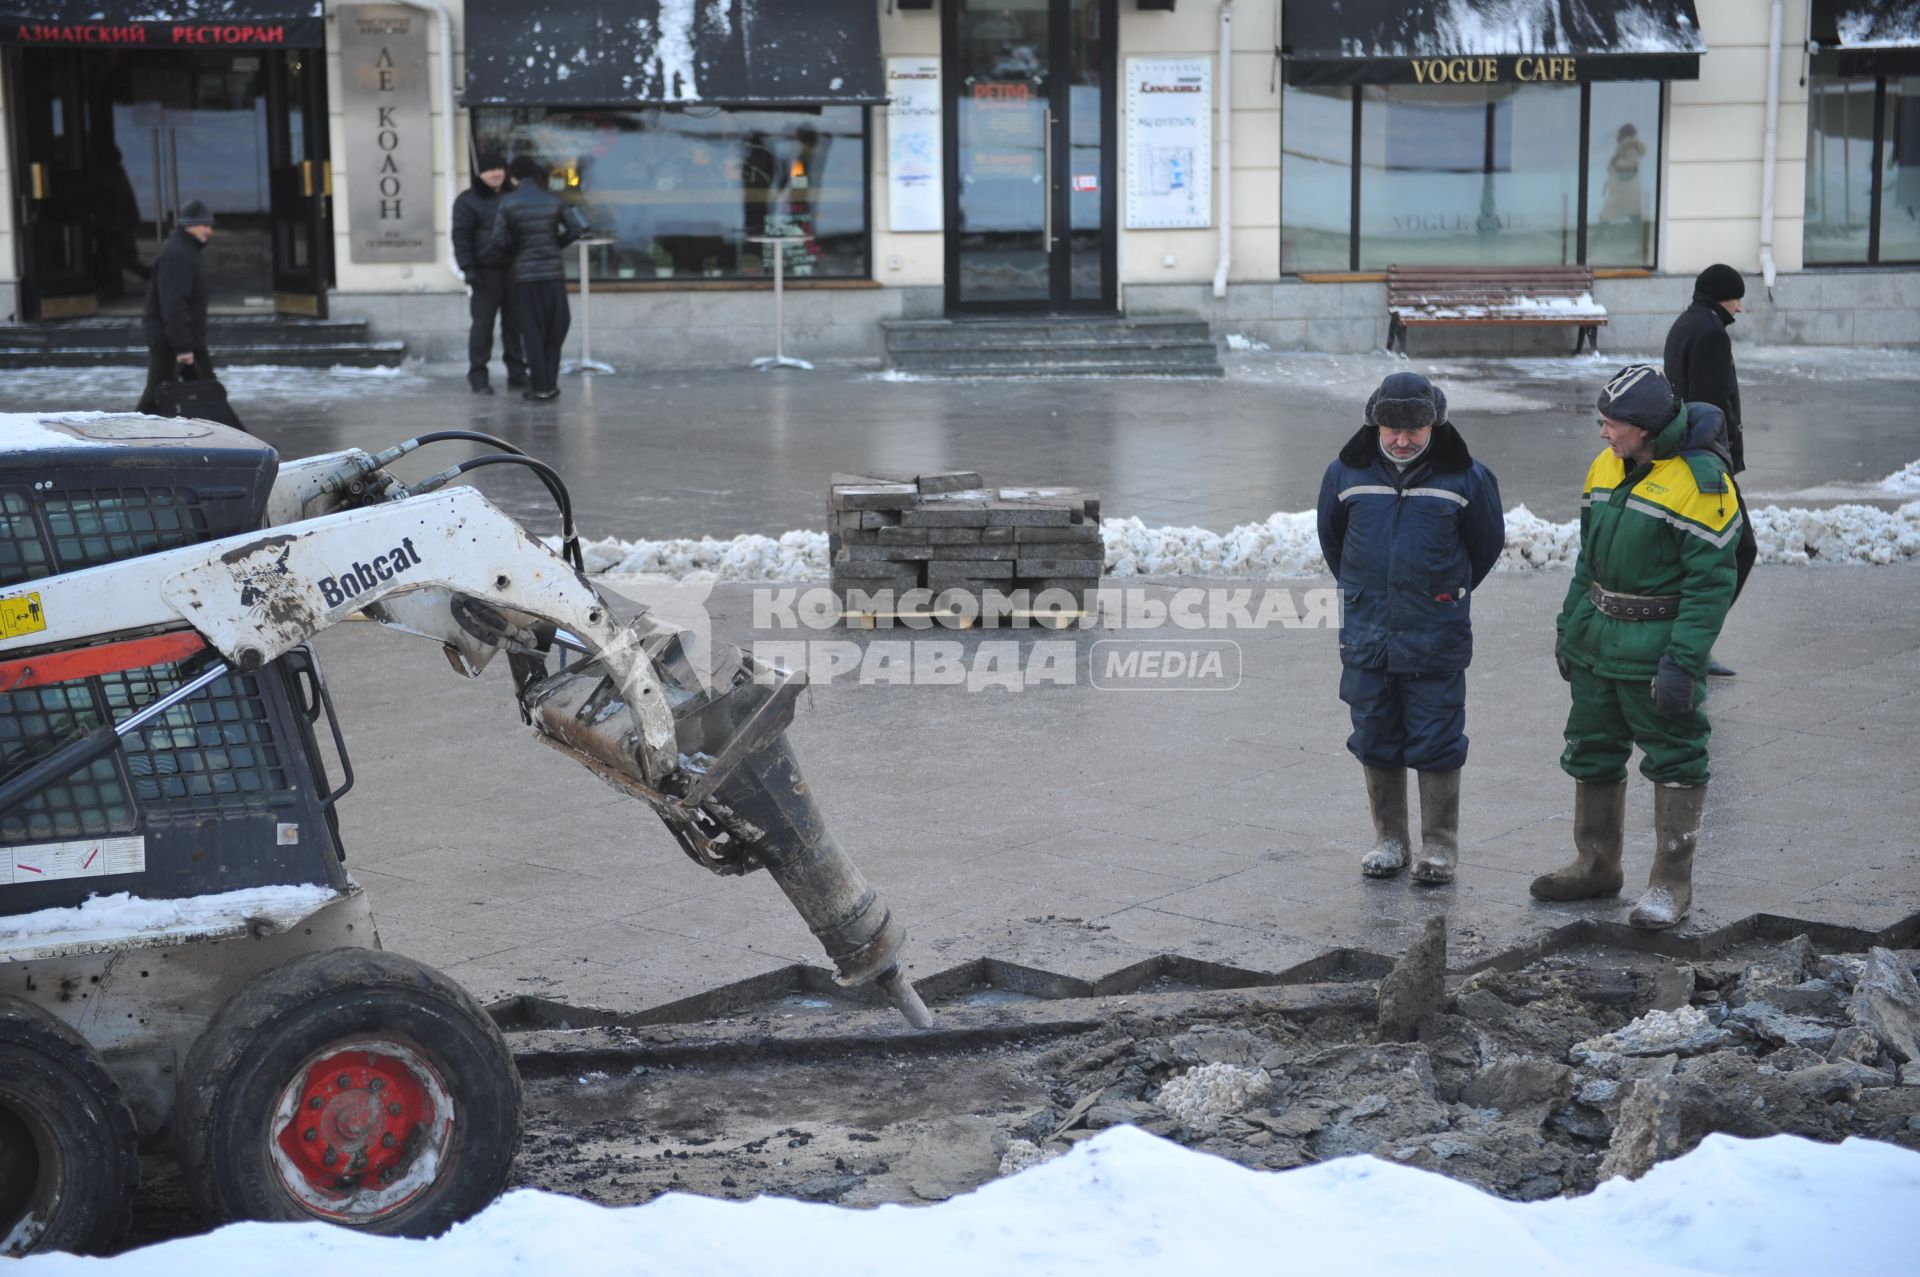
top-left (452, 151), bottom-right (527, 395)
top-left (1663, 262), bottom-right (1757, 676)
top-left (1316, 372), bottom-right (1506, 886)
top-left (482, 156), bottom-right (580, 401)
top-left (137, 200), bottom-right (215, 415)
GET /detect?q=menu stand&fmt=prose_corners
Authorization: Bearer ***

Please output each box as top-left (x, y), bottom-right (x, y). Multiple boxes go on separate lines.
top-left (746, 234), bottom-right (814, 372)
top-left (562, 237), bottom-right (618, 375)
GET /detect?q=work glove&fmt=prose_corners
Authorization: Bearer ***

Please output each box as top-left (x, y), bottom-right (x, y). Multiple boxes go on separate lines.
top-left (1650, 652), bottom-right (1695, 716)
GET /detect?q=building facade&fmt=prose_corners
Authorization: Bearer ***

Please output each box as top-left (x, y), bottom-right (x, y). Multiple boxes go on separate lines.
top-left (2, 1), bottom-right (1916, 364)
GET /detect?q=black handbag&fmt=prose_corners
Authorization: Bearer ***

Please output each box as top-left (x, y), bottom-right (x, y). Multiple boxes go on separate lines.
top-left (153, 361), bottom-right (246, 433)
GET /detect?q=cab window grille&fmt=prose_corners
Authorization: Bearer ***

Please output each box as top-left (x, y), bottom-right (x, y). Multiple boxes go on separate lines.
top-left (0, 491), bottom-right (52, 587)
top-left (0, 682), bottom-right (133, 842)
top-left (109, 665), bottom-right (289, 814)
top-left (43, 488), bottom-right (212, 571)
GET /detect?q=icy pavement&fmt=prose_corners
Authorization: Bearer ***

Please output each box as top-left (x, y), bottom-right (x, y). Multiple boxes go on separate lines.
top-left (6, 350), bottom-right (1918, 535)
top-left (17, 1128), bottom-right (1919, 1277)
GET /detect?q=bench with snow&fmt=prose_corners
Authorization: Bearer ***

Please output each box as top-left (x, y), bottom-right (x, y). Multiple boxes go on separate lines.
top-left (1385, 265), bottom-right (1606, 355)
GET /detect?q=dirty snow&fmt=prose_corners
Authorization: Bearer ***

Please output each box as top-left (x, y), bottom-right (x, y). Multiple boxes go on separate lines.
top-left (1156, 1062), bottom-right (1271, 1126)
top-left (16, 1127), bottom-right (1920, 1276)
top-left (0, 883), bottom-right (340, 950)
top-left (563, 499), bottom-right (1920, 583)
top-left (0, 411), bottom-right (128, 449)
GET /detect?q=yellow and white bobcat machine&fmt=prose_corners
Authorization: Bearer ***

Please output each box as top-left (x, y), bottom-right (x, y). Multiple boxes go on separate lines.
top-left (0, 414), bottom-right (929, 1256)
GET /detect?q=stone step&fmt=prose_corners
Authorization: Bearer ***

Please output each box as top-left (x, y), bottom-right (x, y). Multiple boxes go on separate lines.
top-left (881, 314), bottom-right (1222, 378)
top-left (888, 343), bottom-right (1222, 373)
top-left (0, 317), bottom-right (405, 369)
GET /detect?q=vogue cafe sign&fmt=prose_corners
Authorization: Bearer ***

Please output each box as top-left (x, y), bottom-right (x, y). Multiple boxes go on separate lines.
top-left (1410, 55), bottom-right (1579, 84)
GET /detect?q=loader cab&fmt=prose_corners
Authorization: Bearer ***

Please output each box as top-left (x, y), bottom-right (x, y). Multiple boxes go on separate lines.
top-left (0, 415), bottom-right (352, 918)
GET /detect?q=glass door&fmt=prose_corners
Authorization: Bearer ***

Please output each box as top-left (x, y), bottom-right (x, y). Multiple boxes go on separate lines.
top-left (267, 49), bottom-right (331, 315)
top-left (9, 48), bottom-right (98, 319)
top-left (943, 0), bottom-right (1115, 313)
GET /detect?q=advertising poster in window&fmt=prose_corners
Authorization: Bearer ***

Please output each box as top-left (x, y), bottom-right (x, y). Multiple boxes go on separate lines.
top-left (1126, 58), bottom-right (1211, 230)
top-left (887, 57), bottom-right (942, 232)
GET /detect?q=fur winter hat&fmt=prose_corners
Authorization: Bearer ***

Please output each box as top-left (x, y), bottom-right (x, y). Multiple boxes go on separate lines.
top-left (1596, 364), bottom-right (1682, 434)
top-left (1693, 263), bottom-right (1746, 304)
top-left (1365, 372), bottom-right (1447, 432)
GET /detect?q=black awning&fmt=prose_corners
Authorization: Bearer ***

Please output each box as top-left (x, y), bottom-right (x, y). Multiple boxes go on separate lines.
top-left (462, 0), bottom-right (885, 109)
top-left (1810, 1), bottom-right (1920, 76)
top-left (1281, 1), bottom-right (1706, 87)
top-left (0, 1), bottom-right (321, 48)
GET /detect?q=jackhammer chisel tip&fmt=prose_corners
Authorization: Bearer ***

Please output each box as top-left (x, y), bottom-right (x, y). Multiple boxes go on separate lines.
top-left (878, 965), bottom-right (935, 1030)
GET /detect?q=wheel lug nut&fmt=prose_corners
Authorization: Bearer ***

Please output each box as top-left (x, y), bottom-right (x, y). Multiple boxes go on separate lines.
top-left (388, 1103), bottom-right (403, 1116)
top-left (351, 1152), bottom-right (367, 1170)
top-left (323, 1147), bottom-right (337, 1166)
top-left (337, 1074), bottom-right (354, 1089)
top-left (303, 1127), bottom-right (317, 1142)
top-left (309, 1096), bottom-right (324, 1110)
top-left (381, 1132), bottom-right (396, 1148)
top-left (368, 1078), bottom-right (386, 1092)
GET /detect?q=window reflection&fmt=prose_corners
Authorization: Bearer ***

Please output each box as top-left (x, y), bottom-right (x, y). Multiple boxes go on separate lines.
top-left (471, 106), bottom-right (869, 281)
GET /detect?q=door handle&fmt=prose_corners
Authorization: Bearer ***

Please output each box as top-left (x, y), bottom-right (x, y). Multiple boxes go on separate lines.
top-left (322, 160), bottom-right (333, 198)
top-left (28, 162), bottom-right (47, 200)
top-left (300, 159), bottom-right (314, 197)
top-left (1043, 109), bottom-right (1055, 250)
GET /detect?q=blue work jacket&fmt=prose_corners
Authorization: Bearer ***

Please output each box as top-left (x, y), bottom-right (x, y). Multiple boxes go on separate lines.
top-left (1316, 421), bottom-right (1506, 674)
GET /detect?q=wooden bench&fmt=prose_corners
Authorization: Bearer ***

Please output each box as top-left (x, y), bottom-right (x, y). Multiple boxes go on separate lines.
top-left (1386, 265), bottom-right (1606, 355)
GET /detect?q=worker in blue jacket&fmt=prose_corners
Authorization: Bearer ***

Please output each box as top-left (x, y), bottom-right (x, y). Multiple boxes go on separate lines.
top-left (1316, 372), bottom-right (1506, 885)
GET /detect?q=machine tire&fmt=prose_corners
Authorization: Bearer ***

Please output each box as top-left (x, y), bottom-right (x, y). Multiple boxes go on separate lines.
top-left (0, 997), bottom-right (139, 1257)
top-left (176, 948), bottom-right (520, 1237)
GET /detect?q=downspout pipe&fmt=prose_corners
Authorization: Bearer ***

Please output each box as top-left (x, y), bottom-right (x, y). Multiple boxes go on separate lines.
top-left (389, 0), bottom-right (463, 285)
top-left (1212, 1), bottom-right (1233, 298)
top-left (1759, 0), bottom-right (1784, 294)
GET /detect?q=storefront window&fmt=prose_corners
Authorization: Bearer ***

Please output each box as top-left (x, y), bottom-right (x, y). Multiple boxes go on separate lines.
top-left (471, 106), bottom-right (869, 281)
top-left (1805, 77), bottom-right (1879, 263)
top-left (1586, 81), bottom-right (1662, 267)
top-left (1885, 77), bottom-right (1920, 264)
top-left (1280, 85), bottom-right (1351, 272)
top-left (1281, 81), bottom-right (1661, 271)
top-left (1357, 83), bottom-right (1579, 268)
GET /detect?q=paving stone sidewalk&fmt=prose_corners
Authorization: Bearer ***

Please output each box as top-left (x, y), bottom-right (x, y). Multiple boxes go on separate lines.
top-left (322, 564), bottom-right (1920, 1013)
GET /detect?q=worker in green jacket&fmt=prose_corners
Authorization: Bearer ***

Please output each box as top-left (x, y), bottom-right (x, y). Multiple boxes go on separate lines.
top-left (1532, 365), bottom-right (1743, 930)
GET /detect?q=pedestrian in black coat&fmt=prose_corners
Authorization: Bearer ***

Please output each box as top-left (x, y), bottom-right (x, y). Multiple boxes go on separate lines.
top-left (1663, 262), bottom-right (1757, 675)
top-left (481, 156), bottom-right (580, 400)
top-left (452, 150), bottom-right (527, 394)
top-left (137, 201), bottom-right (216, 415)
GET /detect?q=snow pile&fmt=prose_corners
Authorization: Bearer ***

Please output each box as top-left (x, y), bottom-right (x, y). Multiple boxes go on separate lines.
top-left (1156, 1063), bottom-right (1271, 1126)
top-left (1749, 502), bottom-right (1920, 566)
top-left (1496, 502), bottom-right (1583, 570)
top-left (1878, 459), bottom-right (1920, 495)
top-left (18, 1128), bottom-right (1920, 1276)
top-left (0, 884), bottom-right (340, 948)
top-left (575, 530), bottom-right (828, 582)
top-left (1101, 512), bottom-right (1325, 578)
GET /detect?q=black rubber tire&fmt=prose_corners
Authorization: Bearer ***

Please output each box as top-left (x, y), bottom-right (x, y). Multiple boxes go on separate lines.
top-left (176, 948), bottom-right (521, 1237)
top-left (0, 997), bottom-right (139, 1257)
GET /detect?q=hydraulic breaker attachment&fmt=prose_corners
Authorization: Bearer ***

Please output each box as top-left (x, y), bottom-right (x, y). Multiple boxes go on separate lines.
top-left (521, 628), bottom-right (933, 1030)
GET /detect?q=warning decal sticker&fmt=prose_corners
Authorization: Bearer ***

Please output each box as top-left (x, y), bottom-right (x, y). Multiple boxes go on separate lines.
top-left (4, 835), bottom-right (145, 886)
top-left (0, 593), bottom-right (46, 639)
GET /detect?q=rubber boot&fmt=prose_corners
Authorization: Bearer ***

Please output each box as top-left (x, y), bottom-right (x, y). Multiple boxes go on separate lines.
top-left (1529, 779), bottom-right (1627, 901)
top-left (1630, 783), bottom-right (1705, 930)
top-left (1359, 765), bottom-right (1411, 878)
top-left (1410, 768), bottom-right (1461, 885)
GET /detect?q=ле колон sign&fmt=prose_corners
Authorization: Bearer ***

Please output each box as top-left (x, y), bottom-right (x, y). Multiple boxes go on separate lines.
top-left (1126, 58), bottom-right (1211, 230)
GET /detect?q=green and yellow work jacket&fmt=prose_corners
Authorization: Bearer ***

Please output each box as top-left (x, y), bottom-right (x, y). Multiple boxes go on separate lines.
top-left (1557, 404), bottom-right (1743, 682)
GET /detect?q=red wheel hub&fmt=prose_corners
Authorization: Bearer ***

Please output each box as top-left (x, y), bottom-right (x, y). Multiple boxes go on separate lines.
top-left (273, 1048), bottom-right (436, 1203)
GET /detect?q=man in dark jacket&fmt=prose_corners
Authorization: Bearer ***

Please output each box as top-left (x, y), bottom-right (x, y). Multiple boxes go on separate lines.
top-left (1316, 373), bottom-right (1506, 886)
top-left (482, 156), bottom-right (578, 401)
top-left (1534, 366), bottom-right (1742, 930)
top-left (452, 151), bottom-right (527, 395)
top-left (1663, 262), bottom-right (1757, 675)
top-left (137, 200), bottom-right (215, 415)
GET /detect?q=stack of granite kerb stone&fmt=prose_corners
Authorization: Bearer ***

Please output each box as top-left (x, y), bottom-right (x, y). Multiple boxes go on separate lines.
top-left (829, 471), bottom-right (1103, 624)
